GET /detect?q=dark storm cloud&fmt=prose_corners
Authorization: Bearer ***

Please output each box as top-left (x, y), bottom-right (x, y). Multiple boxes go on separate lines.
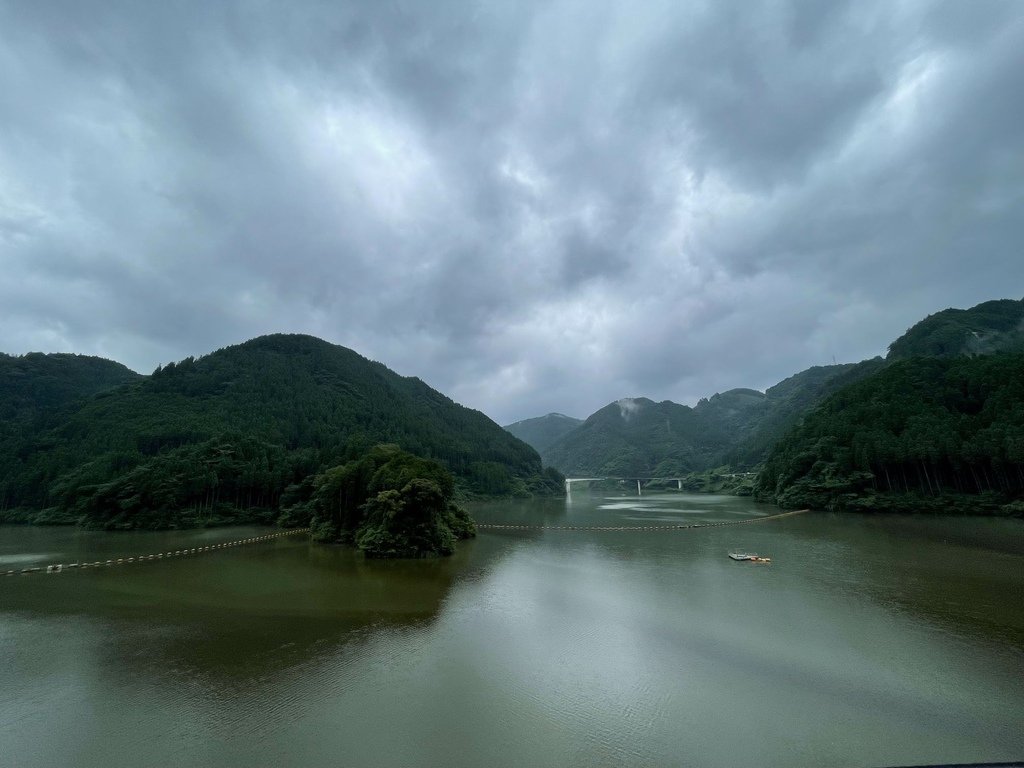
top-left (1, 0), bottom-right (1022, 424)
top-left (635, 1), bottom-right (888, 187)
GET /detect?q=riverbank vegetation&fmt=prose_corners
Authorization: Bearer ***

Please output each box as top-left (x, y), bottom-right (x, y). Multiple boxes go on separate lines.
top-left (755, 355), bottom-right (1024, 515)
top-left (673, 468), bottom-right (756, 496)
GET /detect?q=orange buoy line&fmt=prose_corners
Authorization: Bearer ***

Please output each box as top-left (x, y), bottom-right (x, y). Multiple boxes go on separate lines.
top-left (4, 528), bottom-right (310, 577)
top-left (476, 508), bottom-right (809, 532)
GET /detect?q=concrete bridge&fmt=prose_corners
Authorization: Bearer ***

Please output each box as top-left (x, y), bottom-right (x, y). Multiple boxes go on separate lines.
top-left (565, 476), bottom-right (686, 495)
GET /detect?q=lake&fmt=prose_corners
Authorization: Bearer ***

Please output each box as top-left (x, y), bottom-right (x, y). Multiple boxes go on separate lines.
top-left (1, 492), bottom-right (1022, 767)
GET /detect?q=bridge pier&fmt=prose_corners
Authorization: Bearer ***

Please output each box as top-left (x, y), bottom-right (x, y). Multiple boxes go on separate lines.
top-left (565, 479), bottom-right (692, 495)
top-left (564, 477), bottom-right (606, 495)
top-left (564, 476), bottom-right (690, 496)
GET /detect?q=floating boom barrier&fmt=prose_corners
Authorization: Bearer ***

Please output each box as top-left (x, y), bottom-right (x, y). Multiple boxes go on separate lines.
top-left (5, 509), bottom-right (811, 577)
top-left (4, 528), bottom-right (310, 577)
top-left (475, 508), bottom-right (809, 532)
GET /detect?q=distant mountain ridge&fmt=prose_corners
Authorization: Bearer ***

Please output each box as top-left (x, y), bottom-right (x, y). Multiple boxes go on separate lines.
top-left (531, 297), bottom-right (1022, 478)
top-left (503, 413), bottom-right (582, 455)
top-left (540, 397), bottom-right (736, 477)
top-left (537, 360), bottom-right (886, 477)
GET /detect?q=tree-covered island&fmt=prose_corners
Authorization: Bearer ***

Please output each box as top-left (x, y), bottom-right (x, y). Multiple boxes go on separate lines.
top-left (303, 444), bottom-right (475, 558)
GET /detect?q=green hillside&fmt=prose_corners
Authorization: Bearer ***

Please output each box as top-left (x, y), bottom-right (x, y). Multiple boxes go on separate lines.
top-left (541, 397), bottom-right (735, 476)
top-left (504, 413), bottom-right (582, 454)
top-left (538, 367), bottom-right (887, 477)
top-left (755, 355), bottom-right (1024, 515)
top-left (0, 334), bottom-right (562, 528)
top-left (754, 297), bottom-right (1024, 514)
top-left (722, 359), bottom-right (887, 468)
top-left (0, 352), bottom-right (140, 437)
top-left (691, 388), bottom-right (767, 438)
top-left (887, 298), bottom-right (1024, 360)
top-left (541, 298), bottom-right (1023, 482)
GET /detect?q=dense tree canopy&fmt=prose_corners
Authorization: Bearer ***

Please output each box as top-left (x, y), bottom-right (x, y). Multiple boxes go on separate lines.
top-left (540, 397), bottom-right (736, 477)
top-left (7, 298), bottom-right (1023, 526)
top-left (721, 359), bottom-right (887, 468)
top-left (537, 363), bottom-right (886, 477)
top-left (38, 434), bottom-right (306, 529)
top-left (530, 298), bottom-right (1024, 485)
top-left (887, 298), bottom-right (1024, 360)
top-left (0, 352), bottom-right (139, 440)
top-left (306, 444), bottom-right (476, 558)
top-left (0, 335), bottom-right (562, 527)
top-left (756, 355), bottom-right (1024, 515)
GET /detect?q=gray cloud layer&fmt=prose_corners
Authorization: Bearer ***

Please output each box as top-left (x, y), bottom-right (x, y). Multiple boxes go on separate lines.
top-left (2, 0), bottom-right (1022, 423)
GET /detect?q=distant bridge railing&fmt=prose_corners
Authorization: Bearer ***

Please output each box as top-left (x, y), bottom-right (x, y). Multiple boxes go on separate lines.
top-left (564, 474), bottom-right (756, 495)
top-left (564, 476), bottom-right (684, 494)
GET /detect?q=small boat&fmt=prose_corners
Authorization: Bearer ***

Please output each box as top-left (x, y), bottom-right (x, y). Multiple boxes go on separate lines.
top-left (728, 552), bottom-right (771, 562)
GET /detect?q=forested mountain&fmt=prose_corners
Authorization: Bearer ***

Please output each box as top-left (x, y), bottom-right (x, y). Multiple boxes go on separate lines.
top-left (887, 298), bottom-right (1024, 360)
top-left (0, 334), bottom-right (562, 528)
top-left (503, 413), bottom-right (582, 454)
top-left (722, 359), bottom-right (887, 468)
top-left (691, 388), bottom-right (767, 436)
top-left (755, 355), bottom-right (1024, 515)
top-left (0, 352), bottom-right (140, 436)
top-left (538, 365), bottom-right (887, 477)
top-left (540, 298), bottom-right (1024, 483)
top-left (541, 398), bottom-right (736, 476)
top-left (7, 298), bottom-right (1021, 525)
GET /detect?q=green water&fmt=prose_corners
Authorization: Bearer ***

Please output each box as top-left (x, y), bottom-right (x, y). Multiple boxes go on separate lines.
top-left (1, 492), bottom-right (1022, 767)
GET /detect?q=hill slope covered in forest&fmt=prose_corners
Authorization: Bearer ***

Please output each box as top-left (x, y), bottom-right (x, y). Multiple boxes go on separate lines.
top-left (0, 335), bottom-right (562, 528)
top-left (0, 352), bottom-right (140, 437)
top-left (540, 397), bottom-right (739, 476)
top-left (536, 363), bottom-right (887, 477)
top-left (503, 413), bottom-right (582, 454)
top-left (887, 298), bottom-right (1024, 360)
top-left (721, 359), bottom-right (888, 469)
top-left (755, 355), bottom-right (1024, 514)
top-left (536, 298), bottom-right (1023, 488)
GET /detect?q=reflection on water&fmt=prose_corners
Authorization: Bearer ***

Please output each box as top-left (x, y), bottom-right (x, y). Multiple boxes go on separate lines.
top-left (1, 492), bottom-right (1022, 768)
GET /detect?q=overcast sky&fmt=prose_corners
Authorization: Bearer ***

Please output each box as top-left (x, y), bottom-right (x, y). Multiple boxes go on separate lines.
top-left (1, 0), bottom-right (1022, 424)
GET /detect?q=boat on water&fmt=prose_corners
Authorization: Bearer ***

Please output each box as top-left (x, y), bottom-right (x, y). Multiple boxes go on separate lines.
top-left (728, 552), bottom-right (771, 562)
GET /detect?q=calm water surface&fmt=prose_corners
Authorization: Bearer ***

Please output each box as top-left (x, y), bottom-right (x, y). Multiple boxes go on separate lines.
top-left (1, 492), bottom-right (1022, 767)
